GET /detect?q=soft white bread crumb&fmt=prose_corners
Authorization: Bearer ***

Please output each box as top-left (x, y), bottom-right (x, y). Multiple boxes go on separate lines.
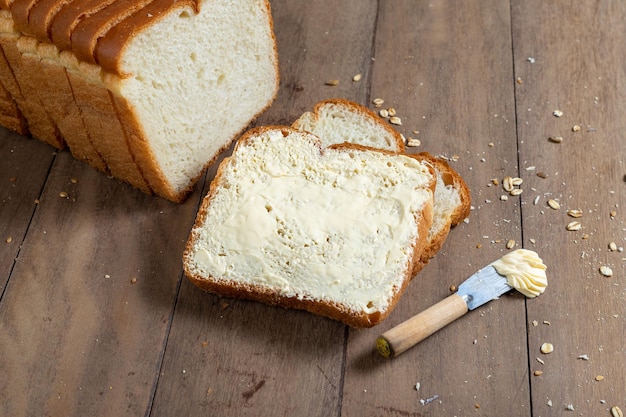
top-left (108, 0), bottom-right (279, 200)
top-left (293, 99), bottom-right (405, 152)
top-left (183, 127), bottom-right (435, 327)
top-left (292, 99), bottom-right (470, 272)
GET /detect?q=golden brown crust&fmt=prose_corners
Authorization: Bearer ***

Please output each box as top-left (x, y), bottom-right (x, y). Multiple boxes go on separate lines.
top-left (0, 31), bottom-right (63, 148)
top-left (36, 42), bottom-right (107, 171)
top-left (417, 152), bottom-right (471, 225)
top-left (64, 53), bottom-right (150, 193)
top-left (49, 0), bottom-right (117, 51)
top-left (183, 126), bottom-right (435, 327)
top-left (69, 0), bottom-right (152, 64)
top-left (409, 152), bottom-right (471, 273)
top-left (8, 0), bottom-right (37, 34)
top-left (26, 0), bottom-right (75, 42)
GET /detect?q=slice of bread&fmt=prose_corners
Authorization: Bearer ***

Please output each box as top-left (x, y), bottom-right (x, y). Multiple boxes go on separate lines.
top-left (292, 99), bottom-right (471, 273)
top-left (0, 0), bottom-right (279, 202)
top-left (183, 126), bottom-right (436, 327)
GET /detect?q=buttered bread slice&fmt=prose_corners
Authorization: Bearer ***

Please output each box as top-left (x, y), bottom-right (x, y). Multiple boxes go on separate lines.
top-left (293, 99), bottom-right (471, 273)
top-left (183, 127), bottom-right (436, 327)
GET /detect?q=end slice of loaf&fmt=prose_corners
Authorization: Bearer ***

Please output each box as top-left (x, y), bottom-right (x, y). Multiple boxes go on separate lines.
top-left (292, 99), bottom-right (471, 273)
top-left (183, 126), bottom-right (435, 327)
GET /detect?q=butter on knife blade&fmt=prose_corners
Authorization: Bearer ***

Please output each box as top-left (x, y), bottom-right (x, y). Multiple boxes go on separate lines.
top-left (376, 249), bottom-right (547, 358)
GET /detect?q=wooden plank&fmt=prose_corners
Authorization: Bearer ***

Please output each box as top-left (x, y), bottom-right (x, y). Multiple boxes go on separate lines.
top-left (511, 1), bottom-right (626, 415)
top-left (148, 1), bottom-right (379, 416)
top-left (0, 152), bottom-right (201, 416)
top-left (0, 129), bottom-right (54, 294)
top-left (341, 1), bottom-right (532, 416)
top-left (258, 0), bottom-right (379, 125)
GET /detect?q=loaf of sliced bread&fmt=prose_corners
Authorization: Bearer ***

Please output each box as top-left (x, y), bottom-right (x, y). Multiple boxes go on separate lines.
top-left (292, 99), bottom-right (471, 272)
top-left (183, 126), bottom-right (436, 327)
top-left (0, 0), bottom-right (279, 202)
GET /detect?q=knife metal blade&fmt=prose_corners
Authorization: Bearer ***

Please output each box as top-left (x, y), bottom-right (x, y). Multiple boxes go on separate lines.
top-left (457, 265), bottom-right (512, 310)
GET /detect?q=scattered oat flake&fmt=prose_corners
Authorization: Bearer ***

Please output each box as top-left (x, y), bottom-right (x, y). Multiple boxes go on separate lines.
top-left (540, 343), bottom-right (554, 354)
top-left (389, 116), bottom-right (402, 125)
top-left (609, 242), bottom-right (618, 251)
top-left (599, 266), bottom-right (613, 277)
top-left (407, 138), bottom-right (421, 147)
top-left (595, 375), bottom-right (604, 381)
top-left (5, 236), bottom-right (12, 243)
top-left (577, 354), bottom-right (590, 360)
top-left (325, 79), bottom-right (339, 86)
top-left (567, 209), bottom-right (583, 218)
top-left (352, 73), bottom-right (362, 81)
top-left (566, 221), bottom-right (582, 231)
top-left (506, 239), bottom-right (516, 249)
top-left (379, 109), bottom-right (389, 118)
top-left (548, 199), bottom-right (561, 210)
top-left (553, 110), bottom-right (564, 117)
top-left (548, 135), bottom-right (563, 143)
top-left (59, 191), bottom-right (68, 198)
top-left (372, 98), bottom-right (384, 107)
top-left (131, 277), bottom-right (137, 284)
top-left (611, 406), bottom-right (623, 417)
top-left (534, 370), bottom-right (543, 376)
top-left (572, 124), bottom-right (581, 132)
top-left (566, 404), bottom-right (575, 411)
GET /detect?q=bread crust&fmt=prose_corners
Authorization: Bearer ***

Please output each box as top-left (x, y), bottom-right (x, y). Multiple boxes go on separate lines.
top-left (27, 0), bottom-right (77, 42)
top-left (36, 41), bottom-right (107, 171)
top-left (49, 0), bottom-right (117, 51)
top-left (0, 29), bottom-right (63, 147)
top-left (410, 152), bottom-right (471, 273)
top-left (183, 126), bottom-right (435, 327)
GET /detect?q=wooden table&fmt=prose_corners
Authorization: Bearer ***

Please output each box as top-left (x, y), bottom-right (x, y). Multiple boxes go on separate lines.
top-left (1, 1), bottom-right (625, 416)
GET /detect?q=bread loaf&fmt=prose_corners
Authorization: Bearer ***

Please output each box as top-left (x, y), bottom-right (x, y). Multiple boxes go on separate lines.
top-left (292, 99), bottom-right (471, 272)
top-left (0, 0), bottom-right (279, 202)
top-left (183, 126), bottom-right (436, 327)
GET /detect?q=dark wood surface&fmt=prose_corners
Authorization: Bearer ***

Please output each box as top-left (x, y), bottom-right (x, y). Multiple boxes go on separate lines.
top-left (1, 1), bottom-right (625, 416)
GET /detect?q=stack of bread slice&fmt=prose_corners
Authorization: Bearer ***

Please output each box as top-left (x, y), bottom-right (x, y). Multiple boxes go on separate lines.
top-left (0, 0), bottom-right (279, 202)
top-left (293, 99), bottom-right (471, 274)
top-left (183, 99), bottom-right (471, 327)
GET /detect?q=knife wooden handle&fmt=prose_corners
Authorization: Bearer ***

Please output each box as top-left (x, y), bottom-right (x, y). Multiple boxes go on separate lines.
top-left (376, 294), bottom-right (469, 358)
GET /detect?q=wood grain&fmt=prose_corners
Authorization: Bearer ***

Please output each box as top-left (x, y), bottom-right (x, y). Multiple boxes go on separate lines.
top-left (0, 152), bottom-right (201, 416)
top-left (0, 133), bottom-right (53, 293)
top-left (511, 1), bottom-right (626, 415)
top-left (341, 1), bottom-right (530, 416)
